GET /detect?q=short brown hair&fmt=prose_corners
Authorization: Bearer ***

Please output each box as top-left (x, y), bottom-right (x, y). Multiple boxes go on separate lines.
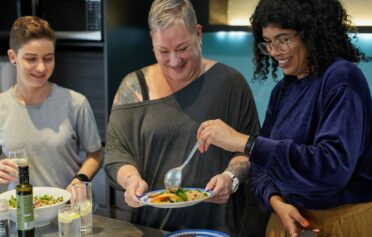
top-left (9, 16), bottom-right (56, 53)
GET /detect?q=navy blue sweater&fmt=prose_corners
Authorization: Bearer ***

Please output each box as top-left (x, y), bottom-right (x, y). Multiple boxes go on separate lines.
top-left (250, 58), bottom-right (372, 211)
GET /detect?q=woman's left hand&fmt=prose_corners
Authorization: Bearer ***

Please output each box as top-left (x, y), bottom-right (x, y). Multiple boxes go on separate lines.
top-left (270, 195), bottom-right (310, 237)
top-left (66, 178), bottom-right (82, 194)
top-left (204, 173), bottom-right (232, 204)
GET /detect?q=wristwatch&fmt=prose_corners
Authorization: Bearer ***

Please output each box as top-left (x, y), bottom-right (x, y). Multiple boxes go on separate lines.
top-left (223, 170), bottom-right (239, 193)
top-left (75, 173), bottom-right (90, 182)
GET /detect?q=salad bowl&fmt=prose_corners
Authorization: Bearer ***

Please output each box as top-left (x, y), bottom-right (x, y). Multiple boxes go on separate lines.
top-left (0, 186), bottom-right (71, 227)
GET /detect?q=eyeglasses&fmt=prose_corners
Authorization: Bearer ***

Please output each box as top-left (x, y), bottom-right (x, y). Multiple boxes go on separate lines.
top-left (257, 32), bottom-right (299, 56)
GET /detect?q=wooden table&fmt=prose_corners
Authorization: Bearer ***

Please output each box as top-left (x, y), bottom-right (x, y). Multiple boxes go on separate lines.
top-left (10, 215), bottom-right (167, 237)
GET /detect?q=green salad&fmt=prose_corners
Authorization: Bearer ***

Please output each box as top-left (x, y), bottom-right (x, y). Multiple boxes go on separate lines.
top-left (9, 194), bottom-right (63, 208)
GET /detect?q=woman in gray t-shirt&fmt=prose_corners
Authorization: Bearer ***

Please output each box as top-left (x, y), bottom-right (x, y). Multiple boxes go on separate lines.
top-left (0, 16), bottom-right (102, 191)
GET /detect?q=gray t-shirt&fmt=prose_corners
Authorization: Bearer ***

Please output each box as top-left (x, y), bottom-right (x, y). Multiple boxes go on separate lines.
top-left (0, 83), bottom-right (101, 189)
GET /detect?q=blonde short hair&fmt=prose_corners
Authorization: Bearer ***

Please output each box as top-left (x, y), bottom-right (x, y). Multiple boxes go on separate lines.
top-left (148, 0), bottom-right (197, 33)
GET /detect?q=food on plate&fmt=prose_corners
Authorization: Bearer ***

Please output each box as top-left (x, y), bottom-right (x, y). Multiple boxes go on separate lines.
top-left (149, 188), bottom-right (209, 203)
top-left (9, 194), bottom-right (64, 208)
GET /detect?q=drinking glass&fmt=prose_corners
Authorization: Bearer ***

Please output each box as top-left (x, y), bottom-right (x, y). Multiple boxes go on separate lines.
top-left (72, 182), bottom-right (93, 233)
top-left (58, 204), bottom-right (81, 237)
top-left (7, 149), bottom-right (28, 167)
top-left (7, 149), bottom-right (28, 179)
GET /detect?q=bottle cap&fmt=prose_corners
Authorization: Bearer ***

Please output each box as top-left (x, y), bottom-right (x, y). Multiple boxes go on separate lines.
top-left (0, 199), bottom-right (9, 212)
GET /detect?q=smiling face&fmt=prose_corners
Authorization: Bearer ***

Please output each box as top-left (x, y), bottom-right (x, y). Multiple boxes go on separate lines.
top-left (262, 24), bottom-right (309, 79)
top-left (8, 38), bottom-right (55, 89)
top-left (151, 23), bottom-right (202, 83)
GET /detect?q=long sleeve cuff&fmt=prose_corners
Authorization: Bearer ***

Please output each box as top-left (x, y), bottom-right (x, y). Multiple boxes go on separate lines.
top-left (250, 136), bottom-right (280, 169)
top-left (104, 162), bottom-right (125, 191)
top-left (262, 185), bottom-right (281, 212)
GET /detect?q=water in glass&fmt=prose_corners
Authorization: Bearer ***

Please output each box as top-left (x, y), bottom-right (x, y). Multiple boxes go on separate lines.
top-left (58, 204), bottom-right (81, 237)
top-left (72, 182), bottom-right (93, 233)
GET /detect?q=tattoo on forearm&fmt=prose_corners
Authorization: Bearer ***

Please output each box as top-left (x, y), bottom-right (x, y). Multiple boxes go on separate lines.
top-left (226, 159), bottom-right (250, 181)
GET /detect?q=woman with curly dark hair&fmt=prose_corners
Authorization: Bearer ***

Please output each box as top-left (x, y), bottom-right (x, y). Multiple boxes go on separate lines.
top-left (197, 0), bottom-right (372, 236)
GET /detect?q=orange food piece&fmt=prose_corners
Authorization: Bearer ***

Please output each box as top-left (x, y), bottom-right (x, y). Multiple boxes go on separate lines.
top-left (150, 193), bottom-right (182, 203)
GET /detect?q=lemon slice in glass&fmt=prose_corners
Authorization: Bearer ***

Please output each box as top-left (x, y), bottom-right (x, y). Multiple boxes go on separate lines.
top-left (78, 200), bottom-right (92, 217)
top-left (59, 212), bottom-right (81, 224)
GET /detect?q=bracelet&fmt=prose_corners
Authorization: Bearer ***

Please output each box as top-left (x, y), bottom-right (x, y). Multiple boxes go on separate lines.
top-left (244, 134), bottom-right (257, 155)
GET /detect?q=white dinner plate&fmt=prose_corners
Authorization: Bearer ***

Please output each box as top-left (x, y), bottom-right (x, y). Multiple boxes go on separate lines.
top-left (139, 188), bottom-right (213, 208)
top-left (164, 229), bottom-right (230, 237)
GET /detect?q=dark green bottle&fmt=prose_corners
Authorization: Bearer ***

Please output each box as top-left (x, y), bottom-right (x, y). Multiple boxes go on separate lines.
top-left (16, 165), bottom-right (35, 237)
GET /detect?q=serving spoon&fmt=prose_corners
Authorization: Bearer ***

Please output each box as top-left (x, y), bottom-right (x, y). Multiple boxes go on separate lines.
top-left (164, 140), bottom-right (200, 191)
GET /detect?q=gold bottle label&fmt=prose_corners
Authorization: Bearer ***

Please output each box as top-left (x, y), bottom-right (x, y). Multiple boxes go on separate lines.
top-left (16, 194), bottom-right (34, 230)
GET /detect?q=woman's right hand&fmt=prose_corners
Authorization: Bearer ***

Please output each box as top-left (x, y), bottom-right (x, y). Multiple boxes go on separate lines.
top-left (269, 195), bottom-right (310, 237)
top-left (197, 119), bottom-right (248, 153)
top-left (123, 174), bottom-right (148, 208)
top-left (0, 159), bottom-right (18, 183)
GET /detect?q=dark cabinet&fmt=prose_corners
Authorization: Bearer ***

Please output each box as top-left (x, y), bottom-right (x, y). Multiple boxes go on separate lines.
top-left (0, 0), bottom-right (32, 36)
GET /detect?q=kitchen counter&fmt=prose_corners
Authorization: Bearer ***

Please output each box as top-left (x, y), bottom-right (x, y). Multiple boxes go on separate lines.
top-left (10, 215), bottom-right (167, 237)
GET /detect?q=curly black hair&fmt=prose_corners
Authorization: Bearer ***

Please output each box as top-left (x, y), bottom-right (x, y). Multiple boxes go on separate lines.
top-left (250, 0), bottom-right (370, 81)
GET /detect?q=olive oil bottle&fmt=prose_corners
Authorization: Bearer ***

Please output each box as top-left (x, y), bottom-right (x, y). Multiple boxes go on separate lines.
top-left (16, 164), bottom-right (35, 237)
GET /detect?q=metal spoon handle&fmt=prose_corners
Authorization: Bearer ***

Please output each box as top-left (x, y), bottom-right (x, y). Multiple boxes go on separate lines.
top-left (180, 140), bottom-right (200, 169)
